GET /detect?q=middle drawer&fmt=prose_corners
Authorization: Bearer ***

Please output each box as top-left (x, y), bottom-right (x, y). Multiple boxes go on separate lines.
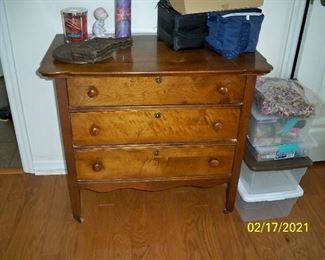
top-left (71, 107), bottom-right (240, 145)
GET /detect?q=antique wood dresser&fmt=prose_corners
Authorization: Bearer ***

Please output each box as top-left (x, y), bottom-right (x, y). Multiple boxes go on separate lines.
top-left (38, 35), bottom-right (272, 222)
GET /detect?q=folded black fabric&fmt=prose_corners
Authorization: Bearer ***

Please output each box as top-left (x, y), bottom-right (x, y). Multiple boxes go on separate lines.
top-left (72, 37), bottom-right (132, 59)
top-left (52, 37), bottom-right (133, 64)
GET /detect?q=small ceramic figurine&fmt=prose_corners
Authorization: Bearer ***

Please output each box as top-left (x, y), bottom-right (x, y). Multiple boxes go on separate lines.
top-left (92, 7), bottom-right (109, 38)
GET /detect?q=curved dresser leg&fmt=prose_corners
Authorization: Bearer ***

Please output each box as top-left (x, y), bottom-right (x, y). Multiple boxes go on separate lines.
top-left (68, 185), bottom-right (83, 223)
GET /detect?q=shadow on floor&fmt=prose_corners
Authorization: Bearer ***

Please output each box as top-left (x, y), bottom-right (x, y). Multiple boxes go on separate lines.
top-left (0, 77), bottom-right (22, 168)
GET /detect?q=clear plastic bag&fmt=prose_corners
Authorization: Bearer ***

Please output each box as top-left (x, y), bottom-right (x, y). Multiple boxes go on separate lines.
top-left (255, 77), bottom-right (316, 118)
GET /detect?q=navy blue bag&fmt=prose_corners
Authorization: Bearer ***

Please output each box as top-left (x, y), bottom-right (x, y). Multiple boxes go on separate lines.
top-left (205, 8), bottom-right (264, 59)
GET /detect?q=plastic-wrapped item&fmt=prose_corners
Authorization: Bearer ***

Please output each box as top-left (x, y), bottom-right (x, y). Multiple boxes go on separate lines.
top-left (255, 78), bottom-right (316, 117)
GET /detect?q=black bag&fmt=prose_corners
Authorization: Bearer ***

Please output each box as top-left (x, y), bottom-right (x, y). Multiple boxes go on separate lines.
top-left (157, 0), bottom-right (207, 51)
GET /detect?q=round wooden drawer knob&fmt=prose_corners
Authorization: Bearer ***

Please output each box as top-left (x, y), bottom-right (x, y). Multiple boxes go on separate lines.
top-left (89, 125), bottom-right (100, 136)
top-left (209, 159), bottom-right (220, 167)
top-left (87, 86), bottom-right (98, 98)
top-left (153, 149), bottom-right (160, 156)
top-left (155, 76), bottom-right (162, 84)
top-left (217, 86), bottom-right (228, 95)
top-left (92, 161), bottom-right (103, 172)
top-left (154, 112), bottom-right (161, 118)
top-left (213, 121), bottom-right (223, 131)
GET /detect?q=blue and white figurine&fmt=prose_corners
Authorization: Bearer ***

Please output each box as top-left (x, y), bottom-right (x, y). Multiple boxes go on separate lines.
top-left (92, 7), bottom-right (109, 38)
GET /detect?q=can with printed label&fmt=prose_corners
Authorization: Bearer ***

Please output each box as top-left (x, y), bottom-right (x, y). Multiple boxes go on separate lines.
top-left (61, 7), bottom-right (88, 42)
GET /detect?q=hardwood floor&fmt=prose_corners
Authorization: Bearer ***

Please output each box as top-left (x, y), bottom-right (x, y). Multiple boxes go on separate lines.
top-left (0, 168), bottom-right (23, 174)
top-left (0, 163), bottom-right (324, 259)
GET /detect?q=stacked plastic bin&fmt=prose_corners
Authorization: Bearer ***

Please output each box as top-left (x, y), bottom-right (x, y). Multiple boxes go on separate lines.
top-left (236, 99), bottom-right (316, 221)
top-left (236, 150), bottom-right (312, 221)
top-left (246, 104), bottom-right (317, 161)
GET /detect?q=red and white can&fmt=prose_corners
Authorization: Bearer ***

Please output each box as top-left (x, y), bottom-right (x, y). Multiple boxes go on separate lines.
top-left (61, 7), bottom-right (88, 42)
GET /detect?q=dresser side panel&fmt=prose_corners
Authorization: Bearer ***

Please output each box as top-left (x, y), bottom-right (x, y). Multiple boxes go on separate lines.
top-left (54, 78), bottom-right (82, 222)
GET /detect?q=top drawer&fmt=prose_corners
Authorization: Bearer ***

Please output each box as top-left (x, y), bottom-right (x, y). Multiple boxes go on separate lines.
top-left (67, 75), bottom-right (246, 107)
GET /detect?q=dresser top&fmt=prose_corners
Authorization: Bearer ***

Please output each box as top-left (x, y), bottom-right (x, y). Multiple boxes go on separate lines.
top-left (38, 34), bottom-right (272, 78)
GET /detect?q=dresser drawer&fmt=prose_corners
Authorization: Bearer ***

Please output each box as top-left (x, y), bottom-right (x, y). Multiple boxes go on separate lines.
top-left (71, 108), bottom-right (240, 145)
top-left (75, 145), bottom-right (235, 180)
top-left (67, 75), bottom-right (245, 107)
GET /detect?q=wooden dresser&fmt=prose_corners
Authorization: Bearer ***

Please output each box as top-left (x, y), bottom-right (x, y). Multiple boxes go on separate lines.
top-left (38, 35), bottom-right (272, 222)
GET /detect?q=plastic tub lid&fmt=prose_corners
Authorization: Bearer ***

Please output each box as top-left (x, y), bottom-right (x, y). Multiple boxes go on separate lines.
top-left (238, 179), bottom-right (304, 202)
top-left (244, 143), bottom-right (313, 171)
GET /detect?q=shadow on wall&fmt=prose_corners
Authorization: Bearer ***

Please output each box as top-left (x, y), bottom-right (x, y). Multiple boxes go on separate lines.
top-left (0, 58), bottom-right (3, 77)
top-left (0, 59), bottom-right (11, 121)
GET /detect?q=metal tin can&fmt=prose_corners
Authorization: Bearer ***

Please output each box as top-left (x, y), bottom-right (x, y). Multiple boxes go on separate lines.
top-left (115, 0), bottom-right (131, 38)
top-left (61, 7), bottom-right (88, 42)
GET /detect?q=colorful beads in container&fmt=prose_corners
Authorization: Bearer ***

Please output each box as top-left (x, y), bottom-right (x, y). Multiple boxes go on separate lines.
top-left (255, 78), bottom-right (315, 118)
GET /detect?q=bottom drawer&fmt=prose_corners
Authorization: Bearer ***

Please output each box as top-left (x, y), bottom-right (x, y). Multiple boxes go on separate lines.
top-left (75, 145), bottom-right (235, 180)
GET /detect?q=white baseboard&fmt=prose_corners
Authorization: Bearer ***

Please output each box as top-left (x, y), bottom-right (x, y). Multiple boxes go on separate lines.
top-left (33, 160), bottom-right (67, 175)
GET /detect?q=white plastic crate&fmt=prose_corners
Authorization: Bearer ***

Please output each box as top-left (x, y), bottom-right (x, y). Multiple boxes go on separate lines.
top-left (247, 104), bottom-right (313, 147)
top-left (240, 161), bottom-right (307, 194)
top-left (246, 135), bottom-right (317, 161)
top-left (235, 180), bottom-right (303, 221)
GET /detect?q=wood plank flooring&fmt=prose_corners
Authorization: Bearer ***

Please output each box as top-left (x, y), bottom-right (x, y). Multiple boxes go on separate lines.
top-left (0, 163), bottom-right (324, 259)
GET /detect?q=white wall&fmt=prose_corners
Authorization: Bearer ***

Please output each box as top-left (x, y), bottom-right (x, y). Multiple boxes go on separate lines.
top-left (2, 0), bottom-right (302, 174)
top-left (258, 0), bottom-right (305, 77)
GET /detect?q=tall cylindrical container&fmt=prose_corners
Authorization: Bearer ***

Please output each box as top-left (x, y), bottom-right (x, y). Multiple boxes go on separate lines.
top-left (115, 0), bottom-right (131, 38)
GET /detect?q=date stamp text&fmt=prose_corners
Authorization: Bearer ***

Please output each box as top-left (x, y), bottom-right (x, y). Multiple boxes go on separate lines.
top-left (247, 222), bottom-right (309, 233)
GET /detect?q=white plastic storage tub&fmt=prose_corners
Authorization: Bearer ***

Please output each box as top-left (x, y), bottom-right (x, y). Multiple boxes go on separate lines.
top-left (247, 104), bottom-right (313, 147)
top-left (246, 135), bottom-right (317, 161)
top-left (235, 180), bottom-right (303, 221)
top-left (240, 161), bottom-right (308, 194)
